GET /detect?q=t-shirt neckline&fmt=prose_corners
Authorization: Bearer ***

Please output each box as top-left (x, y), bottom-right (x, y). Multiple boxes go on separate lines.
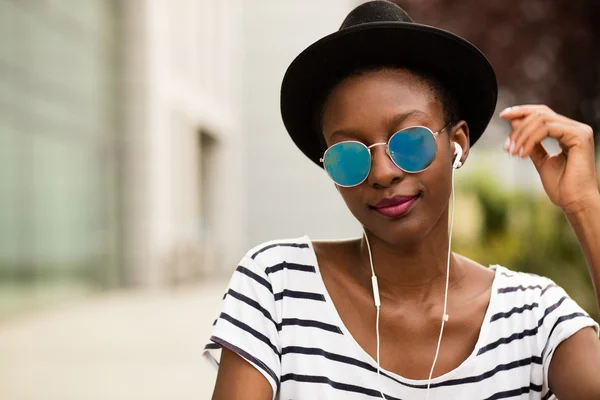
top-left (302, 234), bottom-right (501, 385)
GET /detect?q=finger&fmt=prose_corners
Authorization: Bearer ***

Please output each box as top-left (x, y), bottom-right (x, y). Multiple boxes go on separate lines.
top-left (515, 113), bottom-right (550, 157)
top-left (501, 105), bottom-right (581, 128)
top-left (519, 120), bottom-right (591, 157)
top-left (544, 121), bottom-right (595, 151)
top-left (528, 142), bottom-right (550, 171)
top-left (500, 104), bottom-right (556, 120)
top-left (541, 112), bottom-right (581, 127)
top-left (510, 118), bottom-right (524, 130)
top-left (506, 112), bottom-right (544, 155)
top-left (503, 118), bottom-right (523, 151)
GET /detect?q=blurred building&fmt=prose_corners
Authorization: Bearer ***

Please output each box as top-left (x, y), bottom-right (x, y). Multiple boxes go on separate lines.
top-left (0, 0), bottom-right (246, 315)
top-left (0, 0), bottom-right (366, 316)
top-left (121, 0), bottom-right (245, 287)
top-left (0, 1), bottom-right (125, 313)
top-left (242, 0), bottom-right (362, 247)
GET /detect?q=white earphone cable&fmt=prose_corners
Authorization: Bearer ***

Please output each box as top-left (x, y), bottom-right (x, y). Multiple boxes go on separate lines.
top-left (376, 304), bottom-right (384, 398)
top-left (365, 151), bottom-right (459, 400)
top-left (363, 231), bottom-right (386, 399)
top-left (425, 165), bottom-right (456, 399)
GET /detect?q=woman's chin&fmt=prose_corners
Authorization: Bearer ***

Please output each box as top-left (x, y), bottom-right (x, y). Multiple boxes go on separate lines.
top-left (364, 217), bottom-right (433, 247)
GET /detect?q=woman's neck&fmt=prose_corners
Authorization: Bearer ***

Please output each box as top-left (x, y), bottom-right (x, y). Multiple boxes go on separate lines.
top-left (358, 222), bottom-right (465, 306)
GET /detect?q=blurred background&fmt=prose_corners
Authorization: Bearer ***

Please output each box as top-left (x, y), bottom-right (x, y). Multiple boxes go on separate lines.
top-left (0, 0), bottom-right (598, 398)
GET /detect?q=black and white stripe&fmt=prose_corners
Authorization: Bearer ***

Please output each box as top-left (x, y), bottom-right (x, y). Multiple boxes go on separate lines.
top-left (252, 242), bottom-right (310, 260)
top-left (478, 296), bottom-right (569, 356)
top-left (204, 239), bottom-right (598, 399)
top-left (266, 261), bottom-right (316, 275)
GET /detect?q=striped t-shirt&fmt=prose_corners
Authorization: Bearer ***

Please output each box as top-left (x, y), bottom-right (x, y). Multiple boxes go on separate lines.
top-left (203, 236), bottom-right (599, 399)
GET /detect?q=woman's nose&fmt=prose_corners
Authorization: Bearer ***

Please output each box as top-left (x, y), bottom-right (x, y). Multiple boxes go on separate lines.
top-left (367, 144), bottom-right (405, 188)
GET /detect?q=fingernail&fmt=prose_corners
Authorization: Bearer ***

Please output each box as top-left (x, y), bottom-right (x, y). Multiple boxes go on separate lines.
top-left (503, 137), bottom-right (511, 151)
top-left (519, 147), bottom-right (524, 158)
top-left (500, 107), bottom-right (512, 116)
top-left (509, 142), bottom-right (515, 154)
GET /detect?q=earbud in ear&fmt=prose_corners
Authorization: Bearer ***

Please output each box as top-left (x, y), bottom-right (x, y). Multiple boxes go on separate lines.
top-left (453, 143), bottom-right (463, 169)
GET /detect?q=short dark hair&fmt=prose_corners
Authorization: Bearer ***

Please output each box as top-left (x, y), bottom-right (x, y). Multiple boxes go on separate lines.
top-left (315, 65), bottom-right (461, 152)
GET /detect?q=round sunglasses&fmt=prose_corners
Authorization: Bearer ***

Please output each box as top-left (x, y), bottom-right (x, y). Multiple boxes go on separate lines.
top-left (320, 124), bottom-right (451, 187)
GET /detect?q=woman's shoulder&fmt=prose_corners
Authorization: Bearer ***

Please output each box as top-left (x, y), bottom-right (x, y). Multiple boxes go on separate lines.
top-left (489, 265), bottom-right (592, 325)
top-left (455, 258), bottom-right (575, 319)
top-left (485, 265), bottom-right (598, 359)
top-left (242, 235), bottom-right (317, 272)
top-left (491, 265), bottom-right (559, 295)
top-left (244, 235), bottom-right (361, 268)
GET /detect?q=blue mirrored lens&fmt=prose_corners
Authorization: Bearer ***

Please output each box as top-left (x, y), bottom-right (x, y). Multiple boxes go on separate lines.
top-left (388, 127), bottom-right (436, 172)
top-left (323, 142), bottom-right (371, 186)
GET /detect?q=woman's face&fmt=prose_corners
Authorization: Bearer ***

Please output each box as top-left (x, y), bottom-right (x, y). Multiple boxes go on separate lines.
top-left (321, 68), bottom-right (469, 247)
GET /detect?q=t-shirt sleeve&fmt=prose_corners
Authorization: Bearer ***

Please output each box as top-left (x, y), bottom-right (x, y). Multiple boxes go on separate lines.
top-left (539, 279), bottom-right (599, 395)
top-left (203, 253), bottom-right (280, 398)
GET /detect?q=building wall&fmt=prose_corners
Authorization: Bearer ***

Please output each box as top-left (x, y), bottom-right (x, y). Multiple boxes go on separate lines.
top-left (0, 0), bottom-right (248, 296)
top-left (242, 0), bottom-right (363, 250)
top-left (0, 0), bottom-right (121, 288)
top-left (122, 0), bottom-right (245, 286)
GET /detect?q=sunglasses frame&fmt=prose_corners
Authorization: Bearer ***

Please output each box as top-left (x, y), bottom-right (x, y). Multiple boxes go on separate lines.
top-left (319, 123), bottom-right (452, 187)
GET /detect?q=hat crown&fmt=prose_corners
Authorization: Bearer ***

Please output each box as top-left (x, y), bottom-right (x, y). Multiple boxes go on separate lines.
top-left (340, 1), bottom-right (413, 30)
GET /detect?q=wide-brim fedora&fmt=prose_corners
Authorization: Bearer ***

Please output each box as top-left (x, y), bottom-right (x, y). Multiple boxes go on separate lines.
top-left (280, 0), bottom-right (498, 168)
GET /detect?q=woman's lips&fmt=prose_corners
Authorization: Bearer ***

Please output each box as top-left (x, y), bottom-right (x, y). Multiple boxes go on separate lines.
top-left (372, 195), bottom-right (420, 218)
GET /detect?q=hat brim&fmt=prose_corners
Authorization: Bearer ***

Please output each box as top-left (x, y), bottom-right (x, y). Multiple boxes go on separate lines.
top-left (281, 21), bottom-right (498, 167)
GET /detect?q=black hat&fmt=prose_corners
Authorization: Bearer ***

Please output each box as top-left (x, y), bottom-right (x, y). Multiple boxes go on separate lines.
top-left (280, 0), bottom-right (498, 167)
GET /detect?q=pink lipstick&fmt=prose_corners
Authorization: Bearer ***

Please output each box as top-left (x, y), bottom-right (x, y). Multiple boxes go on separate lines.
top-left (372, 195), bottom-right (420, 218)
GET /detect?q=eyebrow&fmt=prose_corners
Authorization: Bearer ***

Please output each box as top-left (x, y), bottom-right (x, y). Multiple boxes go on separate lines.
top-left (327, 109), bottom-right (431, 142)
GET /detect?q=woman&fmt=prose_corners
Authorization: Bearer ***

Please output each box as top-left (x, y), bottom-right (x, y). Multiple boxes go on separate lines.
top-left (204, 2), bottom-right (600, 399)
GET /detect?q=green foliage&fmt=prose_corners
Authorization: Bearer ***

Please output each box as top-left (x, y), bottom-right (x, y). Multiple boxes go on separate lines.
top-left (455, 173), bottom-right (599, 322)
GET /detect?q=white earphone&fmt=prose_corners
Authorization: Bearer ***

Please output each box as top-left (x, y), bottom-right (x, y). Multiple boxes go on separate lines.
top-left (453, 142), bottom-right (463, 169)
top-left (366, 141), bottom-right (461, 399)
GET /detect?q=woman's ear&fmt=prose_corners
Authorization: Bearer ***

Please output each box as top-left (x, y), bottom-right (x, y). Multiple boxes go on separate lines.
top-left (450, 120), bottom-right (470, 168)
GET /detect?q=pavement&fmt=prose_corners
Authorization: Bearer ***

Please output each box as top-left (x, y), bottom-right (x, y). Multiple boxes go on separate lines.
top-left (0, 280), bottom-right (228, 400)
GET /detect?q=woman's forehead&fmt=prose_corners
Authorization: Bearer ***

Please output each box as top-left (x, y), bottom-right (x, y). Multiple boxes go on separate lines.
top-left (326, 69), bottom-right (438, 111)
top-left (322, 68), bottom-right (443, 138)
top-left (326, 109), bottom-right (434, 144)
top-left (333, 67), bottom-right (436, 96)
